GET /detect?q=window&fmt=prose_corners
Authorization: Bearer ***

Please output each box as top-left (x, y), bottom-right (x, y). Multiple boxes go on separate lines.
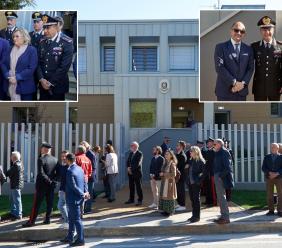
top-left (130, 100), bottom-right (156, 128)
top-left (169, 45), bottom-right (195, 70)
top-left (103, 46), bottom-right (115, 71)
top-left (271, 103), bottom-right (280, 116)
top-left (78, 47), bottom-right (87, 73)
top-left (132, 46), bottom-right (158, 71)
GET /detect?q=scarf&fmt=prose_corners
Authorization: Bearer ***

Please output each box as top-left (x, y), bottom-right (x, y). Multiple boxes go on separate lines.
top-left (9, 44), bottom-right (28, 101)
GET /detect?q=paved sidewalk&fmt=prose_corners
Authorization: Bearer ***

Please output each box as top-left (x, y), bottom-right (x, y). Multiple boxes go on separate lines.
top-left (0, 185), bottom-right (281, 241)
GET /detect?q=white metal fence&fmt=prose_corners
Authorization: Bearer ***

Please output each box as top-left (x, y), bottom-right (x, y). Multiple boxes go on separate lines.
top-left (197, 123), bottom-right (282, 184)
top-left (0, 122), bottom-right (124, 184)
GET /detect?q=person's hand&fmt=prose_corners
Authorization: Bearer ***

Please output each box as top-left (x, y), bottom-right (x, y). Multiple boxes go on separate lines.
top-left (235, 81), bottom-right (244, 92)
top-left (8, 76), bottom-right (17, 84)
top-left (159, 172), bottom-right (164, 177)
top-left (127, 167), bottom-right (132, 175)
top-left (269, 172), bottom-right (279, 179)
top-left (84, 192), bottom-right (90, 200)
top-left (40, 78), bottom-right (50, 90)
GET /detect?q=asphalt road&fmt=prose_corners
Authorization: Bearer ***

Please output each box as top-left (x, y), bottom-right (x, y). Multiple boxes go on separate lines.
top-left (1, 234), bottom-right (282, 247)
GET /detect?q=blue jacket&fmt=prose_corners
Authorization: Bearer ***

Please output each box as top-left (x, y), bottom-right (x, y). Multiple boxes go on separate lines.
top-left (66, 163), bottom-right (87, 206)
top-left (214, 40), bottom-right (254, 100)
top-left (2, 45), bottom-right (38, 95)
top-left (0, 38), bottom-right (10, 99)
top-left (262, 154), bottom-right (282, 179)
top-left (213, 147), bottom-right (234, 189)
top-left (149, 155), bottom-right (164, 180)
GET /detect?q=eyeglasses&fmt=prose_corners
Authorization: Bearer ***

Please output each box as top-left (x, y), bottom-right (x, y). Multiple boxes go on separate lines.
top-left (233, 28), bottom-right (246, 34)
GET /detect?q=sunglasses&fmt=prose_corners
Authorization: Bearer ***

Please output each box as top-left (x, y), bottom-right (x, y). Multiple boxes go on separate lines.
top-left (233, 28), bottom-right (246, 34)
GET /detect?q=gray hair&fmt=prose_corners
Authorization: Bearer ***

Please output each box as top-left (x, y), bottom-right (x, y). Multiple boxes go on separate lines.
top-left (11, 151), bottom-right (21, 161)
top-left (77, 145), bottom-right (86, 154)
top-left (13, 28), bottom-right (31, 45)
top-left (131, 141), bottom-right (139, 149)
top-left (214, 139), bottom-right (224, 146)
top-left (80, 141), bottom-right (91, 149)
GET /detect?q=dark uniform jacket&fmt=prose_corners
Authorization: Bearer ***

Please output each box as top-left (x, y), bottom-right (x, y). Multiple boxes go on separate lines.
top-left (127, 150), bottom-right (143, 175)
top-left (6, 160), bottom-right (24, 189)
top-left (36, 154), bottom-right (59, 189)
top-left (37, 33), bottom-right (73, 95)
top-left (262, 153), bottom-right (282, 179)
top-left (203, 148), bottom-right (215, 176)
top-left (0, 27), bottom-right (17, 46)
top-left (251, 39), bottom-right (282, 98)
top-left (176, 150), bottom-right (187, 181)
top-left (29, 30), bottom-right (44, 49)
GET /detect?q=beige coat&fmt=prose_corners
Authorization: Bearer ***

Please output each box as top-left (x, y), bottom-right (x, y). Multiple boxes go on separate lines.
top-left (160, 161), bottom-right (177, 200)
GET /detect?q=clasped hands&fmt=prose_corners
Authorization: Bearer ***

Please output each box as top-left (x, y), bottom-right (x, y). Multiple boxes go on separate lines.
top-left (269, 172), bottom-right (279, 180)
top-left (40, 78), bottom-right (53, 90)
top-left (231, 81), bottom-right (244, 93)
top-left (8, 76), bottom-right (17, 84)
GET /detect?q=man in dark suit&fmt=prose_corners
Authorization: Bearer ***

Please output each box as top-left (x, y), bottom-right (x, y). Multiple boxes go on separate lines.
top-left (262, 143), bottom-right (282, 216)
top-left (0, 37), bottom-right (10, 100)
top-left (175, 140), bottom-right (187, 211)
top-left (61, 153), bottom-right (89, 246)
top-left (214, 21), bottom-right (254, 101)
top-left (125, 141), bottom-right (143, 206)
top-left (252, 16), bottom-right (282, 101)
top-left (0, 11), bottom-right (18, 46)
top-left (22, 142), bottom-right (59, 227)
top-left (37, 14), bottom-right (73, 101)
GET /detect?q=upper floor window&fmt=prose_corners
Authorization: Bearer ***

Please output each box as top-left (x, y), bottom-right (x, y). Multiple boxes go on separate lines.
top-left (169, 45), bottom-right (195, 70)
top-left (132, 46), bottom-right (158, 71)
top-left (100, 37), bottom-right (116, 72)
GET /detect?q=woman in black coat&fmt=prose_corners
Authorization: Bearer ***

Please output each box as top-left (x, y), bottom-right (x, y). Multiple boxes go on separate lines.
top-left (187, 146), bottom-right (207, 223)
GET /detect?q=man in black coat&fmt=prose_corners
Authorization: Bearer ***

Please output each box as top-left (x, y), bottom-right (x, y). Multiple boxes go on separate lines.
top-left (37, 14), bottom-right (73, 101)
top-left (251, 16), bottom-right (282, 101)
top-left (6, 151), bottom-right (24, 220)
top-left (0, 11), bottom-right (18, 46)
top-left (175, 140), bottom-right (187, 211)
top-left (149, 146), bottom-right (164, 209)
top-left (23, 142), bottom-right (59, 227)
top-left (125, 141), bottom-right (143, 206)
top-left (262, 143), bottom-right (282, 216)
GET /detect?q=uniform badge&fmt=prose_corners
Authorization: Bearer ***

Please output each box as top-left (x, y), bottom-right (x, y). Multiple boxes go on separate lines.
top-left (262, 17), bottom-right (271, 25)
top-left (42, 15), bottom-right (48, 24)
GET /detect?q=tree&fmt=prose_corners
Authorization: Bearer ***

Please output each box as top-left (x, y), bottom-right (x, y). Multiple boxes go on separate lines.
top-left (0, 0), bottom-right (36, 9)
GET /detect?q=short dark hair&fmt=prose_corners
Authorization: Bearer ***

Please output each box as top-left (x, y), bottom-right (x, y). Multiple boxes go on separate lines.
top-left (66, 153), bottom-right (76, 163)
top-left (61, 150), bottom-right (69, 154)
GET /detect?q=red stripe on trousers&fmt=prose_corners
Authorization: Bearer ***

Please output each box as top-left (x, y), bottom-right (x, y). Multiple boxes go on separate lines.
top-left (211, 176), bottom-right (217, 206)
top-left (29, 190), bottom-right (37, 223)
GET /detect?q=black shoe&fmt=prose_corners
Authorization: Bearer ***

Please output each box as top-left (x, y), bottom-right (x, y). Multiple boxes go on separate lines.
top-left (125, 200), bottom-right (134, 204)
top-left (70, 239), bottom-right (85, 247)
top-left (108, 199), bottom-right (116, 203)
top-left (22, 221), bottom-right (35, 228)
top-left (102, 195), bottom-right (109, 199)
top-left (188, 217), bottom-right (200, 223)
top-left (266, 211), bottom-right (275, 216)
top-left (277, 212), bottom-right (282, 217)
top-left (43, 219), bottom-right (50, 225)
top-left (60, 237), bottom-right (73, 244)
top-left (11, 215), bottom-right (22, 221)
top-left (135, 201), bottom-right (142, 206)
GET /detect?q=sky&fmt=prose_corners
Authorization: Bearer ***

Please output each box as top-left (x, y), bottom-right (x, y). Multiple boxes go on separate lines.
top-left (25, 0), bottom-right (282, 20)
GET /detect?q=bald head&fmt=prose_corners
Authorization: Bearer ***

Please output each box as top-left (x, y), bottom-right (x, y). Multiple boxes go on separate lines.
top-left (230, 21), bottom-right (246, 43)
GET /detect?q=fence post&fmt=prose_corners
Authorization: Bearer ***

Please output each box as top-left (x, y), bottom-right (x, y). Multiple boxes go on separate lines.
top-left (254, 124), bottom-right (258, 183)
top-left (247, 124), bottom-right (251, 183)
top-left (240, 124), bottom-right (244, 182)
top-left (260, 124), bottom-right (264, 183)
top-left (234, 124), bottom-right (238, 182)
top-left (197, 123), bottom-right (203, 142)
top-left (34, 123), bottom-right (39, 180)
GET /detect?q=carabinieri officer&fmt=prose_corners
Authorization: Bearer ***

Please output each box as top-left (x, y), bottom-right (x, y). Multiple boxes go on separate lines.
top-left (251, 16), bottom-right (282, 101)
top-left (29, 12), bottom-right (44, 49)
top-left (37, 14), bottom-right (73, 101)
top-left (0, 11), bottom-right (18, 46)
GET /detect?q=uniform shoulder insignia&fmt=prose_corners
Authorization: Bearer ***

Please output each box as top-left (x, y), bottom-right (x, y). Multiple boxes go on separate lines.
top-left (61, 35), bottom-right (73, 43)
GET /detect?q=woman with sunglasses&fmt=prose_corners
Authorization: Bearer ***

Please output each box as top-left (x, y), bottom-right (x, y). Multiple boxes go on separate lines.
top-left (2, 28), bottom-right (38, 101)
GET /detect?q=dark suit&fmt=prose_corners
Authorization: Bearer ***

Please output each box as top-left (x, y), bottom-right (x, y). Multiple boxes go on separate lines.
top-left (127, 150), bottom-right (143, 202)
top-left (214, 40), bottom-right (254, 101)
top-left (176, 150), bottom-right (187, 207)
top-left (0, 37), bottom-right (9, 100)
top-left (28, 154), bottom-right (59, 224)
top-left (37, 33), bottom-right (73, 101)
top-left (2, 45), bottom-right (38, 100)
top-left (0, 27), bottom-right (17, 46)
top-left (66, 163), bottom-right (87, 242)
top-left (251, 39), bottom-right (282, 101)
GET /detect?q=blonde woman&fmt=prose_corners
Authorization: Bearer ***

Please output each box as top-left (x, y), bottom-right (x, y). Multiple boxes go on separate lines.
top-left (2, 28), bottom-right (38, 101)
top-left (187, 146), bottom-right (207, 223)
top-left (159, 149), bottom-right (178, 217)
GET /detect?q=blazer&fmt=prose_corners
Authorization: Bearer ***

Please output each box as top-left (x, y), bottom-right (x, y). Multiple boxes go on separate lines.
top-left (262, 153), bottom-right (282, 179)
top-left (0, 38), bottom-right (10, 99)
top-left (6, 160), bottom-right (24, 189)
top-left (127, 150), bottom-right (143, 174)
top-left (149, 155), bottom-right (165, 180)
top-left (2, 45), bottom-right (38, 95)
top-left (65, 163), bottom-right (87, 206)
top-left (187, 159), bottom-right (207, 185)
top-left (213, 147), bottom-right (234, 189)
top-left (214, 40), bottom-right (254, 100)
top-left (105, 152), bottom-right (119, 174)
top-left (176, 150), bottom-right (187, 179)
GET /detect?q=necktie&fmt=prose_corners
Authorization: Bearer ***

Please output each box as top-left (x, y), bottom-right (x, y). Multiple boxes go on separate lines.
top-left (235, 44), bottom-right (240, 60)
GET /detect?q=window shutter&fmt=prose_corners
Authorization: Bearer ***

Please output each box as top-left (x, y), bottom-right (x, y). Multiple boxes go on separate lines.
top-left (104, 46), bottom-right (115, 71)
top-left (169, 46), bottom-right (195, 70)
top-left (132, 46), bottom-right (157, 71)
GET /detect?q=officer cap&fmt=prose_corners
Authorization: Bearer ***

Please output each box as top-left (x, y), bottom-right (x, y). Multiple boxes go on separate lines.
top-left (41, 142), bottom-right (52, 149)
top-left (5, 11), bottom-right (18, 19)
top-left (197, 140), bottom-right (204, 145)
top-left (42, 14), bottom-right (59, 28)
top-left (257, 16), bottom-right (276, 28)
top-left (206, 137), bottom-right (214, 143)
top-left (32, 12), bottom-right (42, 21)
